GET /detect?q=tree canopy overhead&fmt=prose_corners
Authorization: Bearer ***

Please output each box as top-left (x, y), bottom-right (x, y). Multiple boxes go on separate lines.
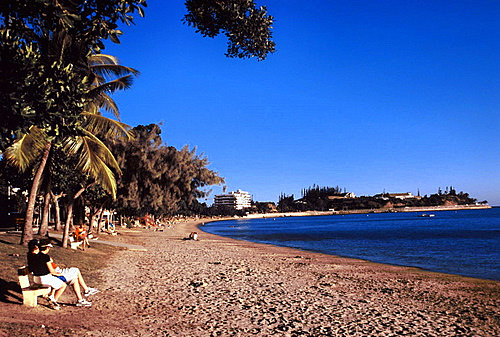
top-left (1, 0), bottom-right (275, 244)
top-left (0, 0), bottom-right (147, 151)
top-left (184, 0), bottom-right (275, 60)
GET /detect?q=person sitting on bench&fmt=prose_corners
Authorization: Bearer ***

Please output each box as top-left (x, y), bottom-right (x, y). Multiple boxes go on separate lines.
top-left (37, 239), bottom-right (96, 307)
top-left (74, 223), bottom-right (90, 250)
top-left (27, 239), bottom-right (66, 310)
top-left (50, 259), bottom-right (99, 298)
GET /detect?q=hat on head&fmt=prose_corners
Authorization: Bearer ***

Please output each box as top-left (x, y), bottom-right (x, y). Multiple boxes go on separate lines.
top-left (28, 239), bottom-right (40, 251)
top-left (39, 239), bottom-right (53, 248)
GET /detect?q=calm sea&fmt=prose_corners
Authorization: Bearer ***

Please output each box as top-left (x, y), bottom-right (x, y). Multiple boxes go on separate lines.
top-left (203, 208), bottom-right (500, 281)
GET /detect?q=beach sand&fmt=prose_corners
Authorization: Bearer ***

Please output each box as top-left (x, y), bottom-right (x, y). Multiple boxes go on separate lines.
top-left (1, 220), bottom-right (499, 336)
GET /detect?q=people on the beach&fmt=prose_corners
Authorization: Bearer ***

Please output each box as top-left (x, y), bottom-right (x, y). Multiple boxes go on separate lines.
top-left (74, 223), bottom-right (90, 250)
top-left (50, 259), bottom-right (99, 299)
top-left (28, 239), bottom-right (98, 308)
top-left (27, 239), bottom-right (66, 310)
top-left (188, 232), bottom-right (199, 240)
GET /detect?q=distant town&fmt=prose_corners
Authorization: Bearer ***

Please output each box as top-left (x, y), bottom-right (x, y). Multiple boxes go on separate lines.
top-left (211, 185), bottom-right (489, 217)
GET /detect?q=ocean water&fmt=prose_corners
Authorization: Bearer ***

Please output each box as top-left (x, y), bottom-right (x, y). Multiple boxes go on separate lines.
top-left (203, 208), bottom-right (500, 281)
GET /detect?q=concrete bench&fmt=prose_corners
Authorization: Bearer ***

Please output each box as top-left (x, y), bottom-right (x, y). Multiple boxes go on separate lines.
top-left (69, 235), bottom-right (83, 250)
top-left (17, 266), bottom-right (51, 307)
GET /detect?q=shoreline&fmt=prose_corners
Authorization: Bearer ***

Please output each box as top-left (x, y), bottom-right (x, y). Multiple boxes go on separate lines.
top-left (195, 219), bottom-right (497, 283)
top-left (197, 206), bottom-right (498, 282)
top-left (1, 218), bottom-right (498, 336)
top-left (164, 220), bottom-right (499, 335)
top-left (238, 204), bottom-right (492, 219)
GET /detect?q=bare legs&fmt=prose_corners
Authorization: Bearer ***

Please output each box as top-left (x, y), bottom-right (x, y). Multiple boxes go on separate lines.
top-left (49, 269), bottom-right (91, 301)
top-left (72, 278), bottom-right (84, 301)
top-left (71, 269), bottom-right (90, 300)
top-left (76, 269), bottom-right (89, 291)
top-left (53, 283), bottom-right (66, 301)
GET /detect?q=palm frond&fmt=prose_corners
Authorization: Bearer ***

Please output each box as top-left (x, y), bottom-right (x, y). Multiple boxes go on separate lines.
top-left (89, 54), bottom-right (119, 65)
top-left (79, 141), bottom-right (117, 199)
top-left (86, 92), bottom-right (120, 118)
top-left (79, 130), bottom-right (122, 174)
top-left (91, 64), bottom-right (139, 79)
top-left (88, 75), bottom-right (134, 95)
top-left (62, 135), bottom-right (83, 157)
top-left (80, 112), bottom-right (133, 141)
top-left (4, 127), bottom-right (50, 172)
top-left (62, 133), bottom-right (121, 199)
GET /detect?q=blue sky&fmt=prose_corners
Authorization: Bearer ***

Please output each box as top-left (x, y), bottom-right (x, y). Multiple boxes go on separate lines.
top-left (104, 1), bottom-right (499, 205)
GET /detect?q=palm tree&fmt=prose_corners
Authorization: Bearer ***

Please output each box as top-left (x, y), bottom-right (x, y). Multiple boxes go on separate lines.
top-left (5, 53), bottom-right (137, 246)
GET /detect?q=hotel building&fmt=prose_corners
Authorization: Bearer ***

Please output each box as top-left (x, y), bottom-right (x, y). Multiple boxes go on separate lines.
top-left (214, 189), bottom-right (252, 210)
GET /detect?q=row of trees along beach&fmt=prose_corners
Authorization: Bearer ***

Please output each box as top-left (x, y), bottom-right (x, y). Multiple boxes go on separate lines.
top-left (0, 0), bottom-right (275, 246)
top-left (0, 0), bottom-right (490, 244)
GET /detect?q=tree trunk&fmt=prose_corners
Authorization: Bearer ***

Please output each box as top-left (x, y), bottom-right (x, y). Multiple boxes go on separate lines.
top-left (51, 192), bottom-right (63, 231)
top-left (62, 186), bottom-right (87, 248)
top-left (90, 207), bottom-right (103, 234)
top-left (21, 142), bottom-right (51, 246)
top-left (38, 189), bottom-right (51, 236)
top-left (97, 210), bottom-right (104, 233)
top-left (62, 202), bottom-right (74, 248)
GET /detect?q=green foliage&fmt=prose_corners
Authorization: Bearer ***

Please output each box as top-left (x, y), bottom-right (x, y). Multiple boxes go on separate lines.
top-left (250, 201), bottom-right (276, 214)
top-left (278, 186), bottom-right (482, 212)
top-left (3, 52), bottom-right (137, 199)
top-left (0, 29), bottom-right (88, 150)
top-left (84, 183), bottom-right (113, 213)
top-left (278, 193), bottom-right (295, 212)
top-left (110, 124), bottom-right (224, 217)
top-left (0, 0), bottom-right (147, 151)
top-left (184, 0), bottom-right (275, 60)
top-left (48, 146), bottom-right (89, 197)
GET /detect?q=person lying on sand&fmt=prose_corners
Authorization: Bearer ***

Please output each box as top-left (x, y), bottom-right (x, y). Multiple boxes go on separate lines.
top-left (186, 232), bottom-right (199, 240)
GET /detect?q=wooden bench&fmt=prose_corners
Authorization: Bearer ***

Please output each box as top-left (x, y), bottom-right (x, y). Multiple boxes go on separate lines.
top-left (69, 235), bottom-right (83, 250)
top-left (17, 266), bottom-right (51, 307)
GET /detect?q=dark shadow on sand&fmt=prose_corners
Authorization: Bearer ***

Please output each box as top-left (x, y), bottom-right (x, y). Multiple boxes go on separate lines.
top-left (0, 278), bottom-right (22, 304)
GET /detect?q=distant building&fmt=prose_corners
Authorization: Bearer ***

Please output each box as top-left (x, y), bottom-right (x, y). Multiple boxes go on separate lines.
top-left (214, 189), bottom-right (252, 210)
top-left (374, 192), bottom-right (415, 200)
top-left (327, 192), bottom-right (356, 200)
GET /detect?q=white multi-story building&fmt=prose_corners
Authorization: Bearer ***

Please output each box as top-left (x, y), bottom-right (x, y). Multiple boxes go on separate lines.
top-left (374, 192), bottom-right (415, 200)
top-left (214, 189), bottom-right (252, 210)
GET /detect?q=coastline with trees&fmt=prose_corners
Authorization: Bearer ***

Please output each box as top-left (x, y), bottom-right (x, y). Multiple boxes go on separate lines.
top-left (0, 0), bottom-right (275, 245)
top-left (274, 185), bottom-right (490, 215)
top-left (0, 2), bottom-right (497, 336)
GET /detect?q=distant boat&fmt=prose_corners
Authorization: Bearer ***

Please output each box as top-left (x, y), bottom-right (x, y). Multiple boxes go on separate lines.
top-left (419, 214), bottom-right (435, 217)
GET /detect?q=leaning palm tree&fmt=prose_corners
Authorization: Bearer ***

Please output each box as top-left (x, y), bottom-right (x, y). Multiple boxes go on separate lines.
top-left (5, 52), bottom-right (137, 246)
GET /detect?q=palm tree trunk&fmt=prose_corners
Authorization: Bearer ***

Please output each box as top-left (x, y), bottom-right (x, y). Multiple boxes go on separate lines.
top-left (21, 142), bottom-right (51, 246)
top-left (38, 189), bottom-right (51, 236)
top-left (62, 203), bottom-right (73, 248)
top-left (51, 192), bottom-right (63, 231)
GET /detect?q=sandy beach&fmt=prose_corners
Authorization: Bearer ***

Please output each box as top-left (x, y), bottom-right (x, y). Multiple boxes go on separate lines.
top-left (1, 220), bottom-right (499, 336)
